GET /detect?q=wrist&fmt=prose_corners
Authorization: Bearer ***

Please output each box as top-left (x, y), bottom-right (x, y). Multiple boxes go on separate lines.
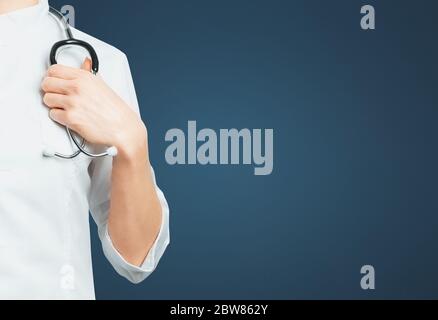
top-left (113, 122), bottom-right (150, 165)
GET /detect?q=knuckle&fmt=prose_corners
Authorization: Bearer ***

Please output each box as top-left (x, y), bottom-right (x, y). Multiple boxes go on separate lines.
top-left (81, 72), bottom-right (93, 83)
top-left (48, 64), bottom-right (60, 76)
top-left (67, 111), bottom-right (81, 128)
top-left (69, 80), bottom-right (82, 94)
top-left (64, 111), bottom-right (74, 126)
top-left (67, 95), bottom-right (80, 108)
top-left (79, 69), bottom-right (91, 77)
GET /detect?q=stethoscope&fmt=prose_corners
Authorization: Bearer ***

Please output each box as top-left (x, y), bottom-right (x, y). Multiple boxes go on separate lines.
top-left (43, 7), bottom-right (117, 159)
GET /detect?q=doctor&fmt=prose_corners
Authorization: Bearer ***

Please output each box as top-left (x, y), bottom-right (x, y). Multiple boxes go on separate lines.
top-left (0, 0), bottom-right (169, 299)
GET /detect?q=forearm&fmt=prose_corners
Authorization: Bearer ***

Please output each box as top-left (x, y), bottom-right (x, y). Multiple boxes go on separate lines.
top-left (41, 62), bottom-right (163, 266)
top-left (108, 127), bottom-right (163, 267)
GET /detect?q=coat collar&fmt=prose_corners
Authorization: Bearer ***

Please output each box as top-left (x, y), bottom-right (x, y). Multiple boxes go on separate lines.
top-left (0, 0), bottom-right (49, 45)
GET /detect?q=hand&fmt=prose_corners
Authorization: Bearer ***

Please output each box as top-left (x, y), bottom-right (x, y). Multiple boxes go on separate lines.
top-left (41, 59), bottom-right (148, 160)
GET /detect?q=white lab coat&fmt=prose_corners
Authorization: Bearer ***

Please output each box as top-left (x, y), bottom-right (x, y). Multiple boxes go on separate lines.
top-left (0, 0), bottom-right (170, 300)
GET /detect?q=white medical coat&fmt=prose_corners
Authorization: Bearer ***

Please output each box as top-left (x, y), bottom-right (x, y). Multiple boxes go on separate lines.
top-left (0, 0), bottom-right (170, 300)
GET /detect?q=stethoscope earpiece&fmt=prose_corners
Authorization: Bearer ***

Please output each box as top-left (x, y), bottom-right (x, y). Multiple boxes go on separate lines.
top-left (42, 146), bottom-right (56, 158)
top-left (106, 147), bottom-right (118, 157)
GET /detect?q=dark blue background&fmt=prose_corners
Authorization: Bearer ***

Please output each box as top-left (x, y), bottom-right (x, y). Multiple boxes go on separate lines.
top-left (50, 0), bottom-right (438, 299)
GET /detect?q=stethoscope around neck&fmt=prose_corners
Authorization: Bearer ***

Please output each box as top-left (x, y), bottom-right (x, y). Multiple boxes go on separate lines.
top-left (42, 7), bottom-right (117, 160)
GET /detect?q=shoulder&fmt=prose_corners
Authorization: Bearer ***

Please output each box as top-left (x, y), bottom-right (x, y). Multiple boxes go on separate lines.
top-left (68, 27), bottom-right (135, 102)
top-left (69, 27), bottom-right (130, 76)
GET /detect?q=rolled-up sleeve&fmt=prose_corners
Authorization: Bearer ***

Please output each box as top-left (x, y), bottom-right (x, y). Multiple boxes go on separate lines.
top-left (88, 52), bottom-right (170, 284)
top-left (90, 167), bottom-right (170, 284)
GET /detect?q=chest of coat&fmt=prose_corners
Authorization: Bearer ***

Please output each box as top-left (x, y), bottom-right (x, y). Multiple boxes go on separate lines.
top-left (0, 37), bottom-right (92, 172)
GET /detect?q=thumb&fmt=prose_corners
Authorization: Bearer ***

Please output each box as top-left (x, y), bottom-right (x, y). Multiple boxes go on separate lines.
top-left (81, 57), bottom-right (92, 72)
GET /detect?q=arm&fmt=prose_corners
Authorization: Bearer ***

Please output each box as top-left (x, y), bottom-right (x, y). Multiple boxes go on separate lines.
top-left (41, 59), bottom-right (162, 266)
top-left (109, 128), bottom-right (163, 266)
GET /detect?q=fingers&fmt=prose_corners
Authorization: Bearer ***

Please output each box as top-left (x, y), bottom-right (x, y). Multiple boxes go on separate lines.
top-left (49, 109), bottom-right (68, 126)
top-left (41, 77), bottom-right (72, 95)
top-left (43, 93), bottom-right (72, 109)
top-left (81, 58), bottom-right (92, 72)
top-left (43, 59), bottom-right (94, 128)
top-left (49, 108), bottom-right (82, 131)
top-left (47, 63), bottom-right (87, 80)
top-left (44, 58), bottom-right (94, 95)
